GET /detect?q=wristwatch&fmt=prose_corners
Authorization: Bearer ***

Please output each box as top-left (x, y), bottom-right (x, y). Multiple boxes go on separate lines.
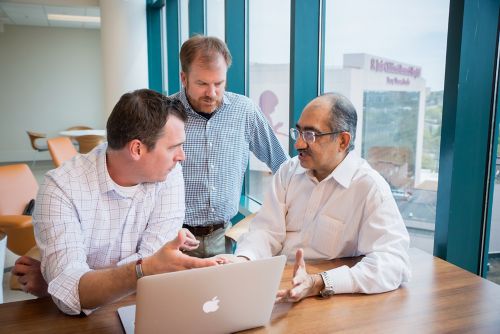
top-left (319, 271), bottom-right (335, 298)
top-left (135, 257), bottom-right (144, 280)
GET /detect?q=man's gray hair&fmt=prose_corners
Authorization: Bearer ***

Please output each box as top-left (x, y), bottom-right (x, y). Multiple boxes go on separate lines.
top-left (323, 92), bottom-right (357, 153)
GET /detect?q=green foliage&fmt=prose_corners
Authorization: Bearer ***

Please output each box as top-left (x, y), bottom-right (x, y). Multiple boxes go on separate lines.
top-left (422, 92), bottom-right (443, 171)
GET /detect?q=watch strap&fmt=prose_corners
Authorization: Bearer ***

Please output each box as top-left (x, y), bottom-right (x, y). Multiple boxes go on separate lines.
top-left (135, 257), bottom-right (144, 280)
top-left (319, 271), bottom-right (335, 297)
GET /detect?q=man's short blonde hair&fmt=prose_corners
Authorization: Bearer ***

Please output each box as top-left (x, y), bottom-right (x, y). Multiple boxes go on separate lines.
top-left (180, 35), bottom-right (232, 73)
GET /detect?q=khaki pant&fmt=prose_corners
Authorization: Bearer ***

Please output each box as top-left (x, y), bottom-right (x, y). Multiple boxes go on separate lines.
top-left (184, 225), bottom-right (234, 258)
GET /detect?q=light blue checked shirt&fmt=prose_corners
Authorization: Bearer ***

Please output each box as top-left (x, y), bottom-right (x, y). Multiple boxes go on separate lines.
top-left (172, 89), bottom-right (289, 227)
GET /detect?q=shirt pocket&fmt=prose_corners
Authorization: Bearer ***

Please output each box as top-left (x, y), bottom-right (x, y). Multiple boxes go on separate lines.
top-left (310, 215), bottom-right (346, 256)
top-left (285, 211), bottom-right (303, 232)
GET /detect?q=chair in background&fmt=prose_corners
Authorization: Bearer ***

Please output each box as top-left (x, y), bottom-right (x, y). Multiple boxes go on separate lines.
top-left (66, 125), bottom-right (93, 131)
top-left (0, 164), bottom-right (38, 290)
top-left (225, 212), bottom-right (256, 247)
top-left (65, 125), bottom-right (93, 147)
top-left (47, 137), bottom-right (78, 167)
top-left (0, 164), bottom-right (38, 255)
top-left (0, 232), bottom-right (6, 303)
top-left (75, 135), bottom-right (105, 154)
top-left (26, 131), bottom-right (48, 165)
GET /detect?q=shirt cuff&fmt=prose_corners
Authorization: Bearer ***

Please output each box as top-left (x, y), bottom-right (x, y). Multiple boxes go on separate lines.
top-left (47, 266), bottom-right (92, 315)
top-left (234, 249), bottom-right (258, 261)
top-left (326, 265), bottom-right (354, 294)
top-left (117, 253), bottom-right (141, 266)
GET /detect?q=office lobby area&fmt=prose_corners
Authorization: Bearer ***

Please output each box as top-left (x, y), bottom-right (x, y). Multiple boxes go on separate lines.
top-left (2, 0), bottom-right (500, 332)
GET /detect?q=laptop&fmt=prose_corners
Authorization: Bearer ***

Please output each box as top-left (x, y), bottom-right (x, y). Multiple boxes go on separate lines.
top-left (118, 255), bottom-right (286, 334)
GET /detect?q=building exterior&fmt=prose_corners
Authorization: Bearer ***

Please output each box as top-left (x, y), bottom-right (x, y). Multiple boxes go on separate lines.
top-left (325, 53), bottom-right (427, 188)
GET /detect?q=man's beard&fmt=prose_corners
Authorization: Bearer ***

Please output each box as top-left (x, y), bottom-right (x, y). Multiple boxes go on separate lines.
top-left (185, 85), bottom-right (222, 113)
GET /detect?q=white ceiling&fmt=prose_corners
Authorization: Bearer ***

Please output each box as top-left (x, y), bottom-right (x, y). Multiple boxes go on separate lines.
top-left (0, 0), bottom-right (100, 29)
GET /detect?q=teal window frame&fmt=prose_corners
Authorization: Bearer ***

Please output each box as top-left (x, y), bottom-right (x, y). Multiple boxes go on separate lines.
top-left (289, 0), bottom-right (324, 157)
top-left (436, 0), bottom-right (500, 276)
top-left (225, 0), bottom-right (249, 200)
top-left (224, 0), bottom-right (247, 97)
top-left (189, 0), bottom-right (206, 36)
top-left (146, 0), bottom-right (165, 93)
top-left (165, 0), bottom-right (181, 94)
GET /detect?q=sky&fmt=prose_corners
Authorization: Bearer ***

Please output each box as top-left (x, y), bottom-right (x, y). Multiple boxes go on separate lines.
top-left (240, 0), bottom-right (450, 91)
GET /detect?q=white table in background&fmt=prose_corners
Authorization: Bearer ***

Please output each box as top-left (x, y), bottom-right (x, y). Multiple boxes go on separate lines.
top-left (59, 129), bottom-right (106, 137)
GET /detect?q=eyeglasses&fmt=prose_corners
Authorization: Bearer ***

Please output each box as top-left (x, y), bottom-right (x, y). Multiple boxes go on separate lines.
top-left (289, 128), bottom-right (343, 143)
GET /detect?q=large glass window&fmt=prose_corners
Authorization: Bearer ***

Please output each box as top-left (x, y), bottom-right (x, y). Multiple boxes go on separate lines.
top-left (206, 0), bottom-right (225, 41)
top-left (179, 0), bottom-right (189, 44)
top-left (247, 0), bottom-right (290, 203)
top-left (324, 0), bottom-right (450, 254)
top-left (488, 150), bottom-right (500, 284)
top-left (486, 91), bottom-right (500, 284)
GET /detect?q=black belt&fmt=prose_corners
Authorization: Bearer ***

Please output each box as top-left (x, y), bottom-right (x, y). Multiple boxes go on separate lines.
top-left (182, 223), bottom-right (225, 237)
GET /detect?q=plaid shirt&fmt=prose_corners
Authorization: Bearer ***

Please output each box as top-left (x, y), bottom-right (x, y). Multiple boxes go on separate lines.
top-left (172, 89), bottom-right (289, 226)
top-left (34, 143), bottom-right (184, 315)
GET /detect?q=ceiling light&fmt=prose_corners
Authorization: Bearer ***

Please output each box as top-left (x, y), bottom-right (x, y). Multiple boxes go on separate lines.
top-left (47, 14), bottom-right (100, 23)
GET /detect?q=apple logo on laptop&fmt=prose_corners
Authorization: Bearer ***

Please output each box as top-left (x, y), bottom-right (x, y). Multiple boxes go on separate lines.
top-left (202, 296), bottom-right (220, 313)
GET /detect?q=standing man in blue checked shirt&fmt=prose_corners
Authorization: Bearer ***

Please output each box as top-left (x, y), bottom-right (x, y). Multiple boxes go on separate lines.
top-left (171, 35), bottom-right (289, 258)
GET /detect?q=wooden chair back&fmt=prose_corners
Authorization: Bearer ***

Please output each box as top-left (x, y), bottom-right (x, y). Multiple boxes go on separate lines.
top-left (76, 135), bottom-right (105, 154)
top-left (47, 137), bottom-right (78, 167)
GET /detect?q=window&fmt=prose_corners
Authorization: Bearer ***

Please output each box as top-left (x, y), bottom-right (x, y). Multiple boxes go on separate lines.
top-left (179, 0), bottom-right (189, 44)
top-left (487, 128), bottom-right (500, 285)
top-left (207, 0), bottom-right (225, 41)
top-left (247, 0), bottom-right (291, 203)
top-left (324, 0), bottom-right (450, 254)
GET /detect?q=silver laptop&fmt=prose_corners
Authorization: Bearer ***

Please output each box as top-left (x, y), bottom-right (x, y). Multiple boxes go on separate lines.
top-left (118, 255), bottom-right (286, 334)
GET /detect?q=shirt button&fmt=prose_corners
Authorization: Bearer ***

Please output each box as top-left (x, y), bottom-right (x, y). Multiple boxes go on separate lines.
top-left (210, 164), bottom-right (214, 169)
top-left (208, 142), bottom-right (212, 147)
top-left (210, 207), bottom-right (215, 213)
top-left (211, 186), bottom-right (216, 191)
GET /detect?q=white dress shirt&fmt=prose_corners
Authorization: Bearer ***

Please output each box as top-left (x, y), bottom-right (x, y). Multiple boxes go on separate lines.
top-left (33, 143), bottom-right (185, 315)
top-left (235, 152), bottom-right (411, 294)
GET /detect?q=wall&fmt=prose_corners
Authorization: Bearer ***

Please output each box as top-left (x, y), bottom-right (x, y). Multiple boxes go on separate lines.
top-left (0, 24), bottom-right (102, 162)
top-left (100, 0), bottom-right (148, 120)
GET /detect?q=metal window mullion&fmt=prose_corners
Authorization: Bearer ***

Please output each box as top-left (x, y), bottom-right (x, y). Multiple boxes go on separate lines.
top-left (225, 0), bottom-right (248, 196)
top-left (435, 0), bottom-right (500, 274)
top-left (289, 0), bottom-right (321, 156)
top-left (166, 0), bottom-right (181, 94)
top-left (189, 0), bottom-right (206, 36)
top-left (225, 0), bottom-right (247, 96)
top-left (146, 0), bottom-right (165, 92)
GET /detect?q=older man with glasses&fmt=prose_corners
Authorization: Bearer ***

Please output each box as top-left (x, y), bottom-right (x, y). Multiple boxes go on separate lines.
top-left (222, 92), bottom-right (411, 303)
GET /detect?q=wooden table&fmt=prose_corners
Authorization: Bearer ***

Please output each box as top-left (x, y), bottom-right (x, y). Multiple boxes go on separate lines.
top-left (1, 248), bottom-right (500, 333)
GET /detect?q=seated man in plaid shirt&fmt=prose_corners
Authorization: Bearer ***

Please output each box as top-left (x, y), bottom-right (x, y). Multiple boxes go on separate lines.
top-left (12, 89), bottom-right (225, 314)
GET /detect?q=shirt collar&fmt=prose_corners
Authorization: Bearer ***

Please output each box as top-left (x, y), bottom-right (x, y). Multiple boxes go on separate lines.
top-left (96, 143), bottom-right (115, 195)
top-left (96, 143), bottom-right (144, 198)
top-left (178, 88), bottom-right (231, 116)
top-left (331, 151), bottom-right (360, 189)
top-left (296, 151), bottom-right (360, 189)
